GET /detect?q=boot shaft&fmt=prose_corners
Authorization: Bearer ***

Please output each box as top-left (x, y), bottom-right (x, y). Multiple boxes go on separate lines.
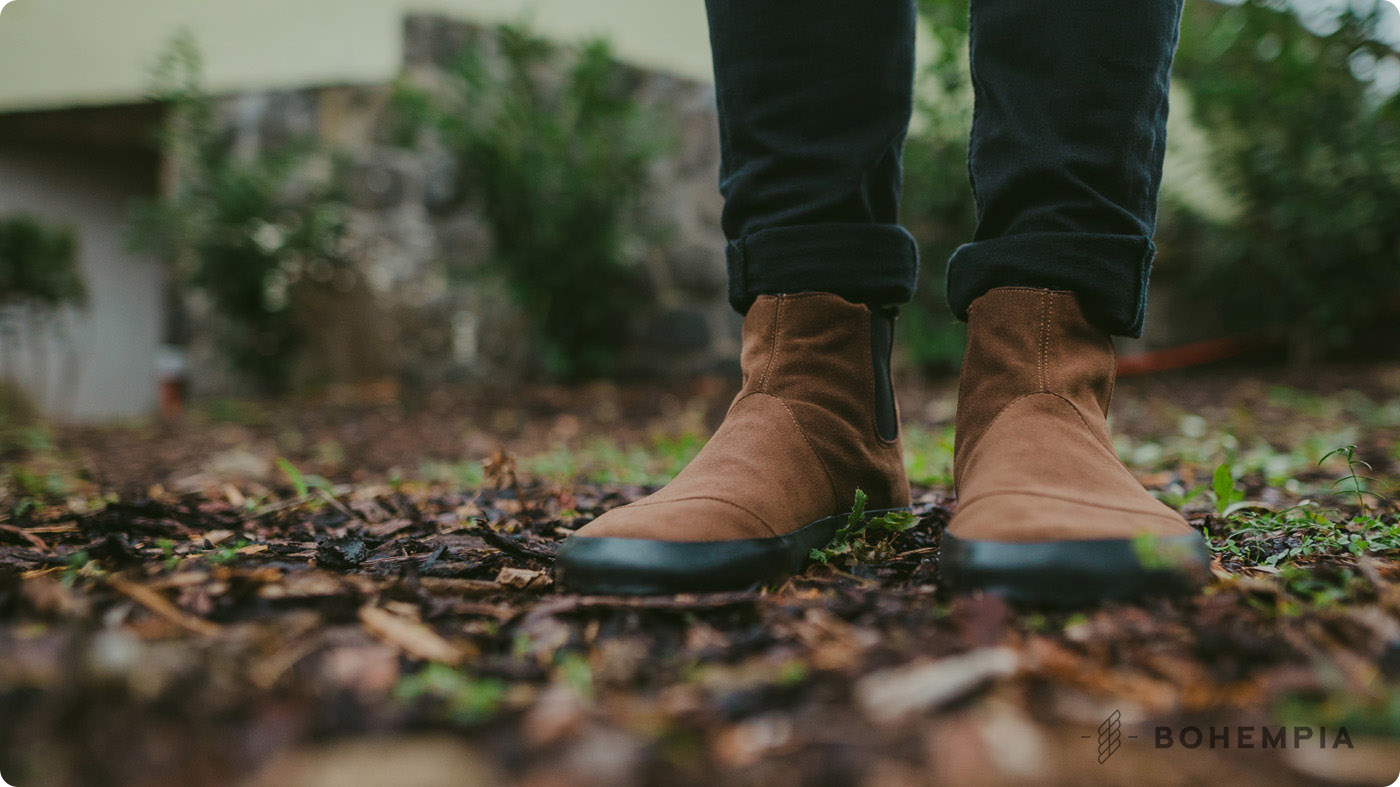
top-left (736, 293), bottom-right (899, 440)
top-left (735, 293), bottom-right (909, 510)
top-left (954, 288), bottom-right (1117, 486)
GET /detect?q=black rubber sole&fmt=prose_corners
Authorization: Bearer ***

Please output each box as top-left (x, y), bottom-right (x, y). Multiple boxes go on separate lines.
top-left (554, 508), bottom-right (906, 595)
top-left (940, 531), bottom-right (1212, 605)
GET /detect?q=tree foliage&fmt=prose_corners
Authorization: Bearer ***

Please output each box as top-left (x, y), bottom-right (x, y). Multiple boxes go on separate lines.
top-left (0, 215), bottom-right (84, 312)
top-left (1171, 0), bottom-right (1400, 358)
top-left (129, 33), bottom-right (352, 392)
top-left (394, 24), bottom-right (661, 379)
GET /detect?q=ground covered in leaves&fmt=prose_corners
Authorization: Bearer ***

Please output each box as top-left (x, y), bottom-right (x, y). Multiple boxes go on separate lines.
top-left (3, 365), bottom-right (1400, 786)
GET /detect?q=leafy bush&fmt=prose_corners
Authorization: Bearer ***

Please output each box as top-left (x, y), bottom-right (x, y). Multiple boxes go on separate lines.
top-left (0, 215), bottom-right (84, 311)
top-left (129, 33), bottom-right (352, 392)
top-left (393, 24), bottom-right (661, 379)
top-left (899, 0), bottom-right (977, 372)
top-left (1171, 0), bottom-right (1400, 359)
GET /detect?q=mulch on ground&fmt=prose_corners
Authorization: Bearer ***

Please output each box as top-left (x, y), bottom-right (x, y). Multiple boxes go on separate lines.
top-left (2, 366), bottom-right (1399, 786)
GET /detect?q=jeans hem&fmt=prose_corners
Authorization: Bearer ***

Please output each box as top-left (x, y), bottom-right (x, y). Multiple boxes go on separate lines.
top-left (726, 223), bottom-right (920, 313)
top-left (945, 231), bottom-right (1153, 337)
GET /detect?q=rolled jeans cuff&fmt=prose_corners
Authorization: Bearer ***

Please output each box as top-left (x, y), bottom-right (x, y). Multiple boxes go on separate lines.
top-left (726, 223), bottom-right (920, 313)
top-left (945, 231), bottom-right (1154, 337)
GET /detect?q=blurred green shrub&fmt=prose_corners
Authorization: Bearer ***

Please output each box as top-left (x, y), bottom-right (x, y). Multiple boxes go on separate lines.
top-left (129, 33), bottom-right (352, 392)
top-left (0, 215), bottom-right (84, 312)
top-left (393, 24), bottom-right (660, 379)
top-left (899, 0), bottom-right (977, 373)
top-left (1171, 0), bottom-right (1400, 360)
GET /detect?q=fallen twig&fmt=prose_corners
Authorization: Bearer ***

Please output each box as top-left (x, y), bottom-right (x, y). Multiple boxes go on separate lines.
top-left (105, 575), bottom-right (220, 636)
top-left (0, 523), bottom-right (48, 550)
top-left (473, 524), bottom-right (557, 562)
top-left (519, 590), bottom-right (758, 628)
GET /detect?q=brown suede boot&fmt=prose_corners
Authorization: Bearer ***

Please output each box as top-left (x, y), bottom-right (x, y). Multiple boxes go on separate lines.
top-left (940, 287), bottom-right (1210, 603)
top-left (556, 293), bottom-right (910, 594)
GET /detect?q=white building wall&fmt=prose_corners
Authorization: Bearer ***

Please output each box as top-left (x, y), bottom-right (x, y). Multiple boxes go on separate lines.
top-left (0, 144), bottom-right (165, 419)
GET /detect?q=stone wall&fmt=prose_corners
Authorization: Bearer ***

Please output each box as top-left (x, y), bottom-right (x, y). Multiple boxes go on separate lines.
top-left (201, 15), bottom-right (736, 391)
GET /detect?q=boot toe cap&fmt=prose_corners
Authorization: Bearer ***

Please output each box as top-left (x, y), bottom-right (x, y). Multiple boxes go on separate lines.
top-left (572, 497), bottom-right (775, 542)
top-left (947, 491), bottom-right (1195, 543)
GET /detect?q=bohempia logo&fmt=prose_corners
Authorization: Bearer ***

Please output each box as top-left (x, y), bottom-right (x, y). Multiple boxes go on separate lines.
top-left (1154, 724), bottom-right (1354, 750)
top-left (1087, 710), bottom-right (1354, 763)
top-left (1096, 709), bottom-right (1123, 763)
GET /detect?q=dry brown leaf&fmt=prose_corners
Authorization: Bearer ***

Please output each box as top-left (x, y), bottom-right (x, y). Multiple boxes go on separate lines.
top-left (358, 605), bottom-right (468, 664)
top-left (202, 530), bottom-right (235, 546)
top-left (105, 575), bottom-right (220, 637)
top-left (520, 684), bottom-right (588, 746)
top-left (712, 714), bottom-right (796, 769)
top-left (856, 647), bottom-right (1019, 724)
top-left (222, 483), bottom-right (245, 506)
top-left (496, 567), bottom-right (551, 590)
top-left (21, 574), bottom-right (89, 617)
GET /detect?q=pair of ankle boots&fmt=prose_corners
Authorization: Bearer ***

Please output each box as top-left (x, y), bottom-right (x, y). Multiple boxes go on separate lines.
top-left (555, 287), bottom-right (1210, 603)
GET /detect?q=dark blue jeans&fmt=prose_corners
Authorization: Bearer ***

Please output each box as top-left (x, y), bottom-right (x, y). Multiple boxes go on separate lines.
top-left (706, 0), bottom-right (1183, 337)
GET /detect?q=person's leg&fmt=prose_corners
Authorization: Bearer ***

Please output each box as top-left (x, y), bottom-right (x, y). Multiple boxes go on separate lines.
top-left (556, 1), bottom-right (918, 594)
top-left (949, 0), bottom-right (1181, 337)
top-left (941, 0), bottom-right (1210, 602)
top-left (708, 0), bottom-right (919, 312)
